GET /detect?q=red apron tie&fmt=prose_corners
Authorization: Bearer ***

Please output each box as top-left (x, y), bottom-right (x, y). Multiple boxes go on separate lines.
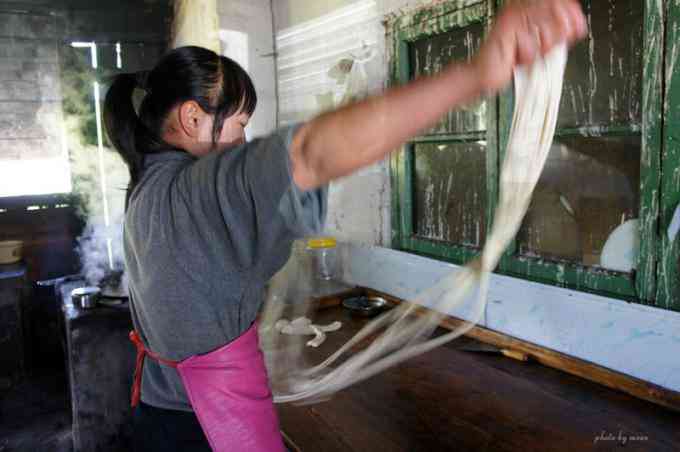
top-left (129, 330), bottom-right (179, 407)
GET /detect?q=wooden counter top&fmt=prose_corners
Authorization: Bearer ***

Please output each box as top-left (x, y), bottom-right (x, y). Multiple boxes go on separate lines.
top-left (276, 304), bottom-right (680, 452)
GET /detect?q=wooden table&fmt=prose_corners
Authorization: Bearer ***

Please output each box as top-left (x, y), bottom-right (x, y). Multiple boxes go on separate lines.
top-left (276, 305), bottom-right (680, 452)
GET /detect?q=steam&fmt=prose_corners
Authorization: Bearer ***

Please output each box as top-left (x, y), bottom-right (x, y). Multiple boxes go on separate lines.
top-left (56, 41), bottom-right (131, 290)
top-left (69, 133), bottom-right (129, 289)
top-left (63, 79), bottom-right (129, 289)
top-left (76, 213), bottom-right (126, 289)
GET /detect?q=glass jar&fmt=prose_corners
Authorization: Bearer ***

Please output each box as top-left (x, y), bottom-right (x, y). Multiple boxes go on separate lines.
top-left (306, 237), bottom-right (337, 280)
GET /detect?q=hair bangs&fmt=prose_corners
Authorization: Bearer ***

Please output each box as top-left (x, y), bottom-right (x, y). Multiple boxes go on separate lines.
top-left (211, 56), bottom-right (258, 144)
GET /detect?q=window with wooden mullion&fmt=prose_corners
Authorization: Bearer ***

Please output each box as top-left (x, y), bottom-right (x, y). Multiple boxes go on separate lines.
top-left (391, 6), bottom-right (494, 265)
top-left (497, 0), bottom-right (661, 302)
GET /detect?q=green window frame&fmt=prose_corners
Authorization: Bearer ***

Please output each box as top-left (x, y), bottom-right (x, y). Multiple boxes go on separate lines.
top-left (390, 1), bottom-right (497, 265)
top-left (389, 0), bottom-right (677, 310)
top-left (659, 0), bottom-right (680, 310)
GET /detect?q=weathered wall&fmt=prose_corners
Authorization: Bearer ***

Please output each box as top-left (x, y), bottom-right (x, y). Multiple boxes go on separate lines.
top-left (273, 0), bottom-right (454, 31)
top-left (0, 1), bottom-right (169, 281)
top-left (273, 0), bottom-right (440, 246)
top-left (217, 0), bottom-right (276, 140)
top-left (272, 0), bottom-right (485, 245)
top-left (0, 9), bottom-right (68, 196)
top-left (0, 1), bottom-right (171, 199)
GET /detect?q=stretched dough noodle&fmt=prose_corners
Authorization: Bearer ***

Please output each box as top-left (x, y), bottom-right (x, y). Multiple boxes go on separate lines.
top-left (261, 46), bottom-right (568, 404)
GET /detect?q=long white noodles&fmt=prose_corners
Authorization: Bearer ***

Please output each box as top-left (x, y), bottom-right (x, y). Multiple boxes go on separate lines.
top-left (262, 45), bottom-right (568, 404)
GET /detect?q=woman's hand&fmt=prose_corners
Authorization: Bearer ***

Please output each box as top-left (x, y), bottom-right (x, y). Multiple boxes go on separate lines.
top-left (470, 0), bottom-right (587, 94)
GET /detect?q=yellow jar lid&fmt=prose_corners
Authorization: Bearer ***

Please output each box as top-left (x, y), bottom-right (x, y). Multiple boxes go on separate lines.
top-left (307, 237), bottom-right (337, 249)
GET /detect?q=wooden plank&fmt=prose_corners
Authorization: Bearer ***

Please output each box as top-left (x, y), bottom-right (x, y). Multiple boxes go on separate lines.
top-left (555, 124), bottom-right (641, 137)
top-left (392, 37), bottom-right (410, 249)
top-left (390, 147), bottom-right (403, 248)
top-left (388, 0), bottom-right (491, 261)
top-left (411, 131), bottom-right (486, 143)
top-left (401, 236), bottom-right (479, 264)
top-left (657, 0), bottom-right (680, 310)
top-left (485, 0), bottom-right (499, 266)
top-left (364, 288), bottom-right (680, 413)
top-left (402, 143), bottom-right (414, 239)
top-left (392, 2), bottom-right (486, 40)
top-left (501, 258), bottom-right (637, 300)
top-left (638, 0), bottom-right (664, 304)
top-left (386, 0), bottom-right (484, 31)
top-left (280, 430), bottom-right (302, 452)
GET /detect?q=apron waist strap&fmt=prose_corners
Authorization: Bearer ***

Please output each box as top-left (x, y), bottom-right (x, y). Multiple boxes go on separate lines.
top-left (129, 330), bottom-right (179, 408)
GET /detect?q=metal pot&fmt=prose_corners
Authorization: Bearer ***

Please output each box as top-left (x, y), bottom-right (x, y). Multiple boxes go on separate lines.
top-left (71, 287), bottom-right (101, 309)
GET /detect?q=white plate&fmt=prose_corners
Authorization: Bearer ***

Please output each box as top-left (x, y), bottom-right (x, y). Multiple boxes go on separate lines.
top-left (600, 219), bottom-right (639, 273)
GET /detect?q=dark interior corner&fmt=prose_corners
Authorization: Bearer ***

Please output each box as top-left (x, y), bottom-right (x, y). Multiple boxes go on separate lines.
top-left (0, 199), bottom-right (82, 452)
top-left (1, 0), bottom-right (170, 450)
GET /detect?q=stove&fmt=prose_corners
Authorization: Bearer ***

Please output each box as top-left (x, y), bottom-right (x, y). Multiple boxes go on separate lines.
top-left (59, 279), bottom-right (134, 452)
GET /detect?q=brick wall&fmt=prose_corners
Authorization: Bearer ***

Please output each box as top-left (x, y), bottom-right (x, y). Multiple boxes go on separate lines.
top-left (0, 1), bottom-right (171, 168)
top-left (0, 10), bottom-right (63, 162)
top-left (0, 0), bottom-right (170, 280)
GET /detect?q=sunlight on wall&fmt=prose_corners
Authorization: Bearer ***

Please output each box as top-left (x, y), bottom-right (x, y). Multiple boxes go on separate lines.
top-left (0, 157), bottom-right (72, 197)
top-left (275, 0), bottom-right (381, 125)
top-left (219, 29), bottom-right (249, 72)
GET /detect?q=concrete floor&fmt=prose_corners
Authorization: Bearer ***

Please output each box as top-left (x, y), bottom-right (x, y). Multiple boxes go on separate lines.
top-left (0, 372), bottom-right (72, 452)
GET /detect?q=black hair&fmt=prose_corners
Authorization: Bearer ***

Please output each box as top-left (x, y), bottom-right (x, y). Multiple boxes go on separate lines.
top-left (103, 46), bottom-right (257, 199)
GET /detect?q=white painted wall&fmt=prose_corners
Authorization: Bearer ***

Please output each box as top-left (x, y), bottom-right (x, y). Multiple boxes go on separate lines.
top-left (275, 1), bottom-right (387, 246)
top-left (217, 0), bottom-right (277, 138)
top-left (338, 243), bottom-right (680, 393)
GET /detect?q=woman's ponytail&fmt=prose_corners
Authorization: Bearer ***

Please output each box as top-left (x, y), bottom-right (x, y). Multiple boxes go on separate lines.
top-left (103, 73), bottom-right (145, 195)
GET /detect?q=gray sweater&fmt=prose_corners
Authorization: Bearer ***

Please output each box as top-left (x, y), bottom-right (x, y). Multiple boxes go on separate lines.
top-left (124, 125), bottom-right (327, 411)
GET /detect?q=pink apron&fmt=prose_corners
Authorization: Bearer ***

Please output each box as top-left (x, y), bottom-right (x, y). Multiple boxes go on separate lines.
top-left (129, 323), bottom-right (285, 452)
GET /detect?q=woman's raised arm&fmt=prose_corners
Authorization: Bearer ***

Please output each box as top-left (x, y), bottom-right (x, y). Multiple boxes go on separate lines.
top-left (289, 0), bottom-right (587, 191)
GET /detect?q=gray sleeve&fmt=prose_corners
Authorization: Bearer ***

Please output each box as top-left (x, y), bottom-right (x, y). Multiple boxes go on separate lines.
top-left (247, 124), bottom-right (328, 238)
top-left (172, 124), bottom-right (328, 268)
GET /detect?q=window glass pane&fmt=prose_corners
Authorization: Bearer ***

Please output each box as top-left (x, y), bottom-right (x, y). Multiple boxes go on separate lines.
top-left (413, 142), bottom-right (487, 247)
top-left (517, 136), bottom-right (640, 272)
top-left (558, 0), bottom-right (643, 128)
top-left (409, 23), bottom-right (485, 134)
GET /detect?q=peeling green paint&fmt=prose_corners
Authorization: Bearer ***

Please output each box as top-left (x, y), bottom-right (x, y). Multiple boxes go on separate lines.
top-left (388, 0), bottom-right (677, 310)
top-left (496, 0), bottom-right (644, 299)
top-left (658, 0), bottom-right (680, 311)
top-left (384, 0), bottom-right (484, 32)
top-left (557, 125), bottom-right (642, 138)
top-left (396, 3), bottom-right (486, 43)
top-left (637, 0), bottom-right (664, 306)
top-left (388, 0), bottom-right (493, 265)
